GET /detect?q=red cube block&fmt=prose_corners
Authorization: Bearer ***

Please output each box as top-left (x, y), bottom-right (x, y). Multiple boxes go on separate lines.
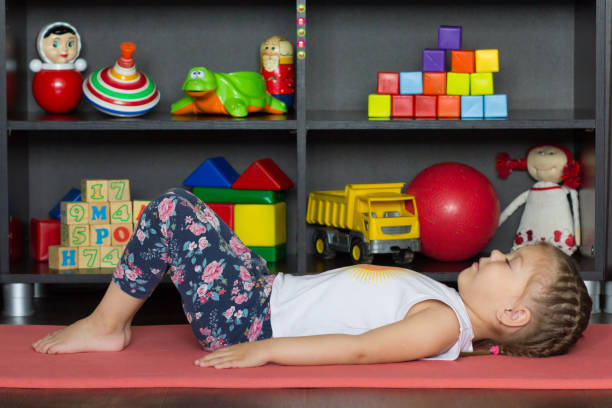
top-left (377, 72), bottom-right (400, 95)
top-left (30, 217), bottom-right (61, 261)
top-left (206, 203), bottom-right (235, 230)
top-left (415, 95), bottom-right (438, 118)
top-left (437, 95), bottom-right (461, 118)
top-left (391, 95), bottom-right (415, 117)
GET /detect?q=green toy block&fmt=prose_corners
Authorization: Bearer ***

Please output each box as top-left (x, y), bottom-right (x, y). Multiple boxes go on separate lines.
top-left (192, 187), bottom-right (284, 204)
top-left (446, 72), bottom-right (470, 95)
top-left (475, 49), bottom-right (499, 73)
top-left (368, 94), bottom-right (391, 117)
top-left (470, 73), bottom-right (494, 95)
top-left (249, 243), bottom-right (286, 263)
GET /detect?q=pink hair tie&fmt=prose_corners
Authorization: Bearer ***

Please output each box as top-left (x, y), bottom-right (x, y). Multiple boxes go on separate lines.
top-left (489, 345), bottom-right (500, 355)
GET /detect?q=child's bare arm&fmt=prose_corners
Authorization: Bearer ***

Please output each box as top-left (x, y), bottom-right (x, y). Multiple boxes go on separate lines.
top-left (196, 300), bottom-right (460, 368)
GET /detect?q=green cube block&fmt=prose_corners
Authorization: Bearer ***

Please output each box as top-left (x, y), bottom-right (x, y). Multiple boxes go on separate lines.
top-left (470, 73), bottom-right (494, 95)
top-left (249, 243), bottom-right (286, 263)
top-left (446, 72), bottom-right (470, 95)
top-left (368, 94), bottom-right (391, 117)
top-left (192, 187), bottom-right (284, 204)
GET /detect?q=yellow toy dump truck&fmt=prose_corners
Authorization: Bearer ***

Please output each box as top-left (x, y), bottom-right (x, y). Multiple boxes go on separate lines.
top-left (306, 183), bottom-right (420, 264)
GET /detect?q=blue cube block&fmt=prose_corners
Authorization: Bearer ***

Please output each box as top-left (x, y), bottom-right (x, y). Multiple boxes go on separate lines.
top-left (438, 25), bottom-right (462, 50)
top-left (422, 49), bottom-right (445, 72)
top-left (484, 94), bottom-right (508, 118)
top-left (49, 188), bottom-right (81, 219)
top-left (399, 72), bottom-right (423, 95)
top-left (461, 95), bottom-right (484, 118)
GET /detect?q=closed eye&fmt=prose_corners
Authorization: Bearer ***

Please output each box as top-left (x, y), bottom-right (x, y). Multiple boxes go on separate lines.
top-left (505, 257), bottom-right (512, 270)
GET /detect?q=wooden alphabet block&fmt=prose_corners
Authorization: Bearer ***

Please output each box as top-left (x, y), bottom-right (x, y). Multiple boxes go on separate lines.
top-left (60, 201), bottom-right (89, 225)
top-left (61, 224), bottom-right (90, 246)
top-left (78, 246), bottom-right (101, 269)
top-left (110, 201), bottom-right (133, 224)
top-left (108, 179), bottom-right (131, 202)
top-left (90, 224), bottom-right (112, 246)
top-left (101, 246), bottom-right (123, 268)
top-left (48, 245), bottom-right (78, 270)
top-left (89, 202), bottom-right (110, 225)
top-left (81, 179), bottom-right (109, 202)
top-left (111, 223), bottom-right (134, 246)
top-left (133, 200), bottom-right (150, 225)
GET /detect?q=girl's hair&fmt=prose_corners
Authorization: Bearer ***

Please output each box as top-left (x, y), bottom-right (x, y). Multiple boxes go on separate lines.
top-left (43, 24), bottom-right (76, 38)
top-left (464, 243), bottom-right (592, 358)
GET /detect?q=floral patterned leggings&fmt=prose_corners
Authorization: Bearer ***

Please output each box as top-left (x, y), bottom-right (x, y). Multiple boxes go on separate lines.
top-left (112, 188), bottom-right (274, 351)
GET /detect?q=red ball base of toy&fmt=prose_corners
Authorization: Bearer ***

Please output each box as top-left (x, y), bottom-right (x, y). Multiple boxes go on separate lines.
top-left (32, 69), bottom-right (83, 114)
top-left (407, 162), bottom-right (500, 262)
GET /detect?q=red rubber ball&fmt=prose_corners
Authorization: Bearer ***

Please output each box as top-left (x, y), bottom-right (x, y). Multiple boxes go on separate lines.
top-left (407, 162), bottom-right (500, 261)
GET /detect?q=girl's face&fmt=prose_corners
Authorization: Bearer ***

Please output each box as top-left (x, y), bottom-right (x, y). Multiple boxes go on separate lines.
top-left (526, 145), bottom-right (568, 183)
top-left (42, 33), bottom-right (78, 64)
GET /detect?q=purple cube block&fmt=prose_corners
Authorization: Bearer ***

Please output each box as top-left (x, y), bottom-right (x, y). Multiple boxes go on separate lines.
top-left (422, 49), bottom-right (445, 72)
top-left (438, 25), bottom-right (462, 50)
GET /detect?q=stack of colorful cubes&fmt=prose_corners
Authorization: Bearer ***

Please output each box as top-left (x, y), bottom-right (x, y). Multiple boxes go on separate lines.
top-left (368, 25), bottom-right (508, 119)
top-left (185, 157), bottom-right (293, 263)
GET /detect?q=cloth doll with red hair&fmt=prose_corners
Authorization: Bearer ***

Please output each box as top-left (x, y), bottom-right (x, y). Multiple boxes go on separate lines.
top-left (496, 144), bottom-right (582, 255)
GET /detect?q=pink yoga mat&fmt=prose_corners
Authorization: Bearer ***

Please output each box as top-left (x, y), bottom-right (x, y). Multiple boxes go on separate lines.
top-left (1, 324), bottom-right (611, 389)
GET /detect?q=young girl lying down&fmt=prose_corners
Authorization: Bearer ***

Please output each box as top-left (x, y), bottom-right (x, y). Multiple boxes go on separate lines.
top-left (33, 188), bottom-right (592, 368)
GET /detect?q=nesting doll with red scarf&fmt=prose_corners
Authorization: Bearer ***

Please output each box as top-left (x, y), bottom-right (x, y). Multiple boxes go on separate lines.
top-left (496, 144), bottom-right (582, 255)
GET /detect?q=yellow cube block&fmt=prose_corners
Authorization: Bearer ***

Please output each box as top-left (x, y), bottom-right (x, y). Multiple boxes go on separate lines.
top-left (368, 94), bottom-right (391, 118)
top-left (78, 246), bottom-right (101, 269)
top-left (108, 179), bottom-right (131, 202)
top-left (111, 223), bottom-right (134, 246)
top-left (470, 73), bottom-right (494, 95)
top-left (61, 224), bottom-right (90, 246)
top-left (60, 201), bottom-right (89, 225)
top-left (101, 246), bottom-right (123, 268)
top-left (475, 49), bottom-right (499, 73)
top-left (133, 200), bottom-right (150, 225)
top-left (48, 245), bottom-right (78, 270)
top-left (234, 202), bottom-right (286, 247)
top-left (90, 224), bottom-right (112, 246)
top-left (81, 179), bottom-right (109, 202)
top-left (89, 202), bottom-right (110, 224)
top-left (446, 72), bottom-right (470, 95)
top-left (110, 201), bottom-right (133, 224)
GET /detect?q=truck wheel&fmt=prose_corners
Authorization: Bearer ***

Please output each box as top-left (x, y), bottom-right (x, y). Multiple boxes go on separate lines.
top-left (350, 239), bottom-right (374, 264)
top-left (313, 230), bottom-right (336, 259)
top-left (392, 250), bottom-right (415, 265)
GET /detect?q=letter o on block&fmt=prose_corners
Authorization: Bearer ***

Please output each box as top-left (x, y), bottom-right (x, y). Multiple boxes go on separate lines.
top-left (111, 224), bottom-right (133, 246)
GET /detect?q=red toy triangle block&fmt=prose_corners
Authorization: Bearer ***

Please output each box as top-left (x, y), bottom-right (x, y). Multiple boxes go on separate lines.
top-left (232, 158), bottom-right (294, 190)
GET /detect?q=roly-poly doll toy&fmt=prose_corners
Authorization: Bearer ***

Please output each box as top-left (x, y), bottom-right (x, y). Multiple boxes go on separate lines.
top-left (260, 35), bottom-right (294, 109)
top-left (29, 22), bottom-right (87, 114)
top-left (496, 144), bottom-right (582, 255)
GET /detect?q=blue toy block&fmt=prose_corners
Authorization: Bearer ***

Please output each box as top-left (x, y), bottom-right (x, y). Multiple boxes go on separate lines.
top-left (49, 188), bottom-right (81, 219)
top-left (422, 49), bottom-right (445, 72)
top-left (484, 94), bottom-right (508, 118)
top-left (461, 95), bottom-right (484, 118)
top-left (399, 72), bottom-right (423, 95)
top-left (183, 157), bottom-right (240, 188)
top-left (438, 26), bottom-right (462, 50)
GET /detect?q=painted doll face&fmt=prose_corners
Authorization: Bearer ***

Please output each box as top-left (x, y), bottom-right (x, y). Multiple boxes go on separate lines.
top-left (526, 145), bottom-right (568, 183)
top-left (261, 37), bottom-right (281, 72)
top-left (42, 32), bottom-right (79, 64)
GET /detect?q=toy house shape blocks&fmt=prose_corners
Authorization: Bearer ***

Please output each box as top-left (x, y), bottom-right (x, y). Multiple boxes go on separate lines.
top-left (183, 157), bottom-right (240, 188)
top-left (232, 158), bottom-right (294, 190)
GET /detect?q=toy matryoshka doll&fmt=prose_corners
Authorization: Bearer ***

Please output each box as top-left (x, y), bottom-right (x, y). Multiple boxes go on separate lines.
top-left (260, 36), bottom-right (294, 109)
top-left (29, 22), bottom-right (87, 114)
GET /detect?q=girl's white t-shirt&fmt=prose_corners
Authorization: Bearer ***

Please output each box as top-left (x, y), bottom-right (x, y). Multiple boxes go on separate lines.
top-left (269, 264), bottom-right (474, 360)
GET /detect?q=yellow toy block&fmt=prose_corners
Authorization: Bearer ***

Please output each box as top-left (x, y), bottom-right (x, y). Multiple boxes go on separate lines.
top-left (81, 179), bottom-right (109, 202)
top-left (61, 224), bottom-right (90, 246)
top-left (133, 200), bottom-right (150, 225)
top-left (475, 49), bottom-right (499, 73)
top-left (110, 201), bottom-right (133, 224)
top-left (234, 202), bottom-right (286, 247)
top-left (89, 202), bottom-right (110, 225)
top-left (78, 246), bottom-right (101, 269)
top-left (111, 223), bottom-right (134, 246)
top-left (108, 179), bottom-right (131, 202)
top-left (90, 224), bottom-right (112, 246)
top-left (48, 245), bottom-right (78, 270)
top-left (470, 73), bottom-right (494, 95)
top-left (60, 201), bottom-right (89, 225)
top-left (101, 246), bottom-right (123, 268)
top-left (446, 72), bottom-right (470, 95)
top-left (368, 94), bottom-right (391, 118)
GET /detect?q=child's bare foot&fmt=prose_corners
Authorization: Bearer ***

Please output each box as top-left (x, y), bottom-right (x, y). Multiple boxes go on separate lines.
top-left (32, 314), bottom-right (131, 354)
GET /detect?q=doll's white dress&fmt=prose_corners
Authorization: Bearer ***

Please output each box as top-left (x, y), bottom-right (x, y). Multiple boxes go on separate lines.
top-left (498, 181), bottom-right (579, 255)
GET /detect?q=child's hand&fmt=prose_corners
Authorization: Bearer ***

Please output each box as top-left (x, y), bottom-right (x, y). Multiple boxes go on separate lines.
top-left (194, 340), bottom-right (270, 369)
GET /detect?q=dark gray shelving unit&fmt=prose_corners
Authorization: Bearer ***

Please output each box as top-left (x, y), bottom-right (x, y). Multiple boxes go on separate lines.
top-left (0, 0), bottom-right (610, 310)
